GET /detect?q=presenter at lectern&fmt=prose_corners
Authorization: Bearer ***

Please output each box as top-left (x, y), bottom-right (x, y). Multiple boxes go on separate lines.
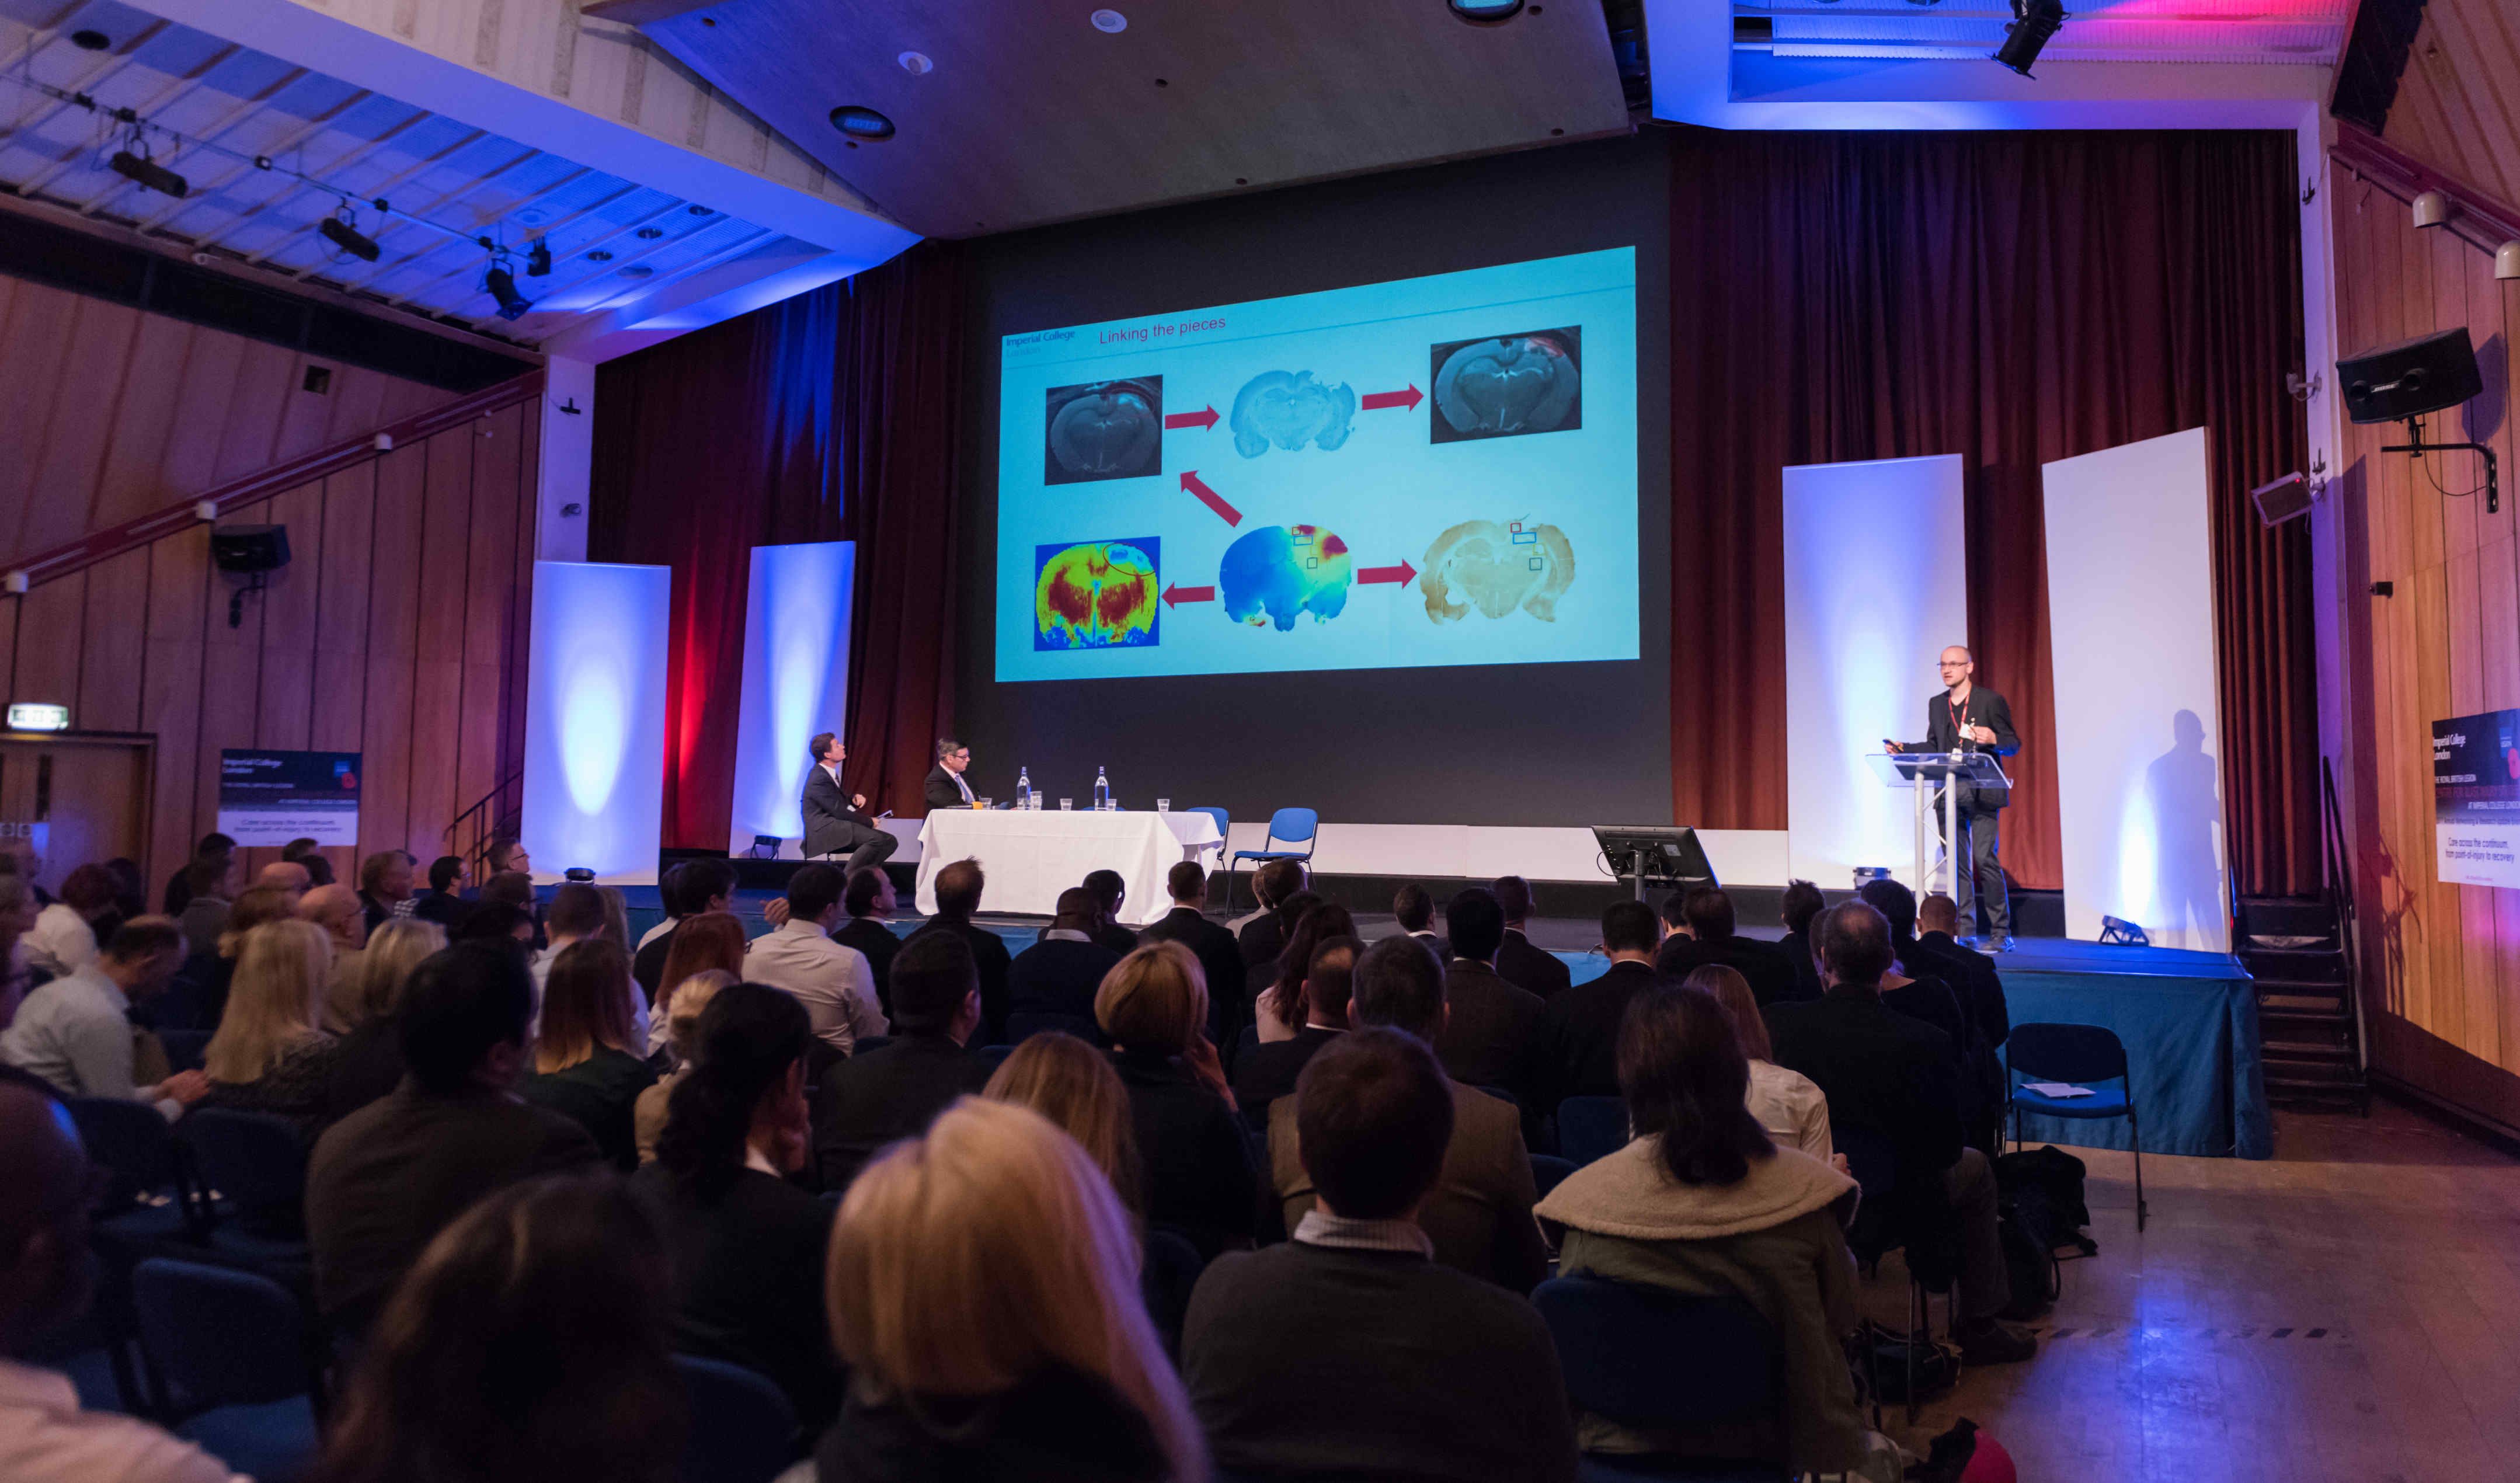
top-left (925, 738), bottom-right (979, 810)
top-left (1885, 646), bottom-right (2018, 950)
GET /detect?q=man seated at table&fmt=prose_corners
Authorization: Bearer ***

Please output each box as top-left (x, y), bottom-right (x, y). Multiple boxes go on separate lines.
top-left (924, 738), bottom-right (980, 810)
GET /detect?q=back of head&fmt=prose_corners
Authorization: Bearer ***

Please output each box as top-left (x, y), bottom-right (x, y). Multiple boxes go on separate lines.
top-left (1445, 886), bottom-right (1506, 963)
top-left (656, 983), bottom-right (813, 1202)
top-left (357, 851), bottom-right (408, 897)
top-left (1264, 904), bottom-right (1356, 1032)
top-left (486, 836), bottom-right (524, 874)
top-left (1271, 889), bottom-right (1322, 941)
top-left (659, 913), bottom-right (748, 1001)
top-left (184, 856), bottom-right (230, 902)
top-left (661, 970), bottom-right (736, 1060)
top-left (1094, 941), bottom-right (1206, 1054)
top-left (427, 855), bottom-right (464, 893)
top-left (0, 873), bottom-right (29, 932)
top-left (319, 1174), bottom-right (681, 1483)
top-left (890, 929), bottom-right (978, 1037)
top-left (1682, 887), bottom-right (1737, 942)
top-left (102, 915), bottom-right (184, 967)
top-left (220, 885), bottom-right (300, 956)
top-left (1618, 984), bottom-right (1771, 1186)
top-left (1303, 937), bottom-right (1362, 1025)
top-left (1165, 860), bottom-right (1205, 904)
top-left (1815, 900), bottom-right (1894, 989)
top-left (654, 862), bottom-right (693, 920)
top-left (537, 939), bottom-right (636, 1070)
top-left (283, 838), bottom-right (321, 864)
top-left (785, 863), bottom-right (844, 921)
top-left (1253, 858), bottom-right (1303, 910)
top-left (398, 944), bottom-right (534, 1092)
top-left (1656, 890), bottom-right (1690, 934)
top-left (60, 864), bottom-right (119, 918)
top-left (983, 1032), bottom-right (1143, 1213)
top-left (453, 902), bottom-right (531, 946)
top-left (843, 866), bottom-right (889, 919)
top-left (1294, 1028), bottom-right (1454, 1220)
top-left (0, 1082), bottom-right (92, 1347)
top-left (353, 919), bottom-right (449, 1025)
top-left (300, 854), bottom-right (337, 888)
top-left (1682, 963), bottom-right (1770, 1061)
top-left (1391, 883), bottom-right (1435, 934)
top-left (205, 919), bottom-right (332, 1083)
top-left (1050, 886), bottom-right (1099, 933)
top-left (828, 1098), bottom-right (1200, 1478)
top-left (198, 831), bottom-right (238, 861)
top-left (682, 858), bottom-right (739, 915)
top-left (300, 883), bottom-right (363, 937)
top-left (932, 858), bottom-right (985, 919)
top-left (1349, 934), bottom-right (1446, 1042)
top-left (1856, 877), bottom-right (1917, 941)
top-left (1081, 869), bottom-right (1124, 916)
top-left (1780, 879), bottom-right (1826, 937)
top-left (1601, 899), bottom-right (1660, 956)
top-left (480, 871), bottom-right (534, 910)
top-left (1917, 892), bottom-right (1961, 937)
top-left (545, 883), bottom-right (607, 942)
top-left (1492, 874), bottom-right (1535, 925)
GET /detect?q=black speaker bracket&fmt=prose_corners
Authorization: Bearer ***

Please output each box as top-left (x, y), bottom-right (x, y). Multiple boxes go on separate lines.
top-left (2384, 416), bottom-right (2500, 515)
top-left (227, 571), bottom-right (269, 629)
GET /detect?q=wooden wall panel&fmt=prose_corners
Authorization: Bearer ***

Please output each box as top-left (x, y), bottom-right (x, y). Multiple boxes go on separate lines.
top-left (141, 526), bottom-right (210, 895)
top-left (76, 551), bottom-right (150, 735)
top-left (12, 575), bottom-right (86, 716)
top-left (2385, 0), bottom-right (2520, 207)
top-left (358, 445), bottom-right (427, 869)
top-left (405, 423), bottom-right (478, 863)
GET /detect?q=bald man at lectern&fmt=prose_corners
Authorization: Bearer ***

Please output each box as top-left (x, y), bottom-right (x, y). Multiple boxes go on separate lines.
top-left (1886, 646), bottom-right (2017, 951)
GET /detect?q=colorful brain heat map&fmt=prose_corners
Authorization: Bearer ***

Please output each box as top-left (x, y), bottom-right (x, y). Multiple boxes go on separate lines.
top-left (996, 249), bottom-right (1639, 681)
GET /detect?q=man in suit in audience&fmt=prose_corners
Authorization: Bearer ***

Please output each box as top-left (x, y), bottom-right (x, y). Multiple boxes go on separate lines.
top-left (800, 732), bottom-right (898, 876)
top-left (1080, 869), bottom-right (1141, 956)
top-left (923, 738), bottom-right (979, 810)
top-left (1268, 934), bottom-right (1547, 1293)
top-left (1231, 936), bottom-right (1353, 1123)
top-left (1533, 900), bottom-right (1662, 1112)
top-left (1763, 901), bottom-right (2033, 1364)
top-left (813, 931), bottom-right (991, 1190)
top-left (306, 942), bottom-right (600, 1336)
top-left (901, 858), bottom-right (1012, 1044)
top-left (1189, 1028), bottom-right (1578, 1483)
top-left (831, 868), bottom-right (904, 1019)
top-left (1491, 875), bottom-right (1572, 1001)
top-left (1654, 887), bottom-right (1798, 1006)
top-left (1005, 888), bottom-right (1122, 1027)
top-left (411, 855), bottom-right (472, 932)
top-left (1774, 879), bottom-right (1828, 1004)
top-left (745, 864), bottom-right (886, 1059)
top-left (1912, 892), bottom-right (2009, 1057)
top-left (1140, 861), bottom-right (1248, 1045)
top-left (632, 859), bottom-right (737, 1005)
top-left (1392, 883), bottom-right (1449, 962)
top-left (1430, 887), bottom-right (1543, 1104)
top-left (161, 831), bottom-right (234, 916)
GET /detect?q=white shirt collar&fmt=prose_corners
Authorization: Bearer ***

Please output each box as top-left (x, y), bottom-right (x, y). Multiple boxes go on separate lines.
top-left (743, 1143), bottom-right (781, 1176)
top-left (1043, 928), bottom-right (1092, 943)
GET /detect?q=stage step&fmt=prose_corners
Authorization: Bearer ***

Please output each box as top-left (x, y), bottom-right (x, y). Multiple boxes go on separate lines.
top-left (2236, 893), bottom-right (2368, 1114)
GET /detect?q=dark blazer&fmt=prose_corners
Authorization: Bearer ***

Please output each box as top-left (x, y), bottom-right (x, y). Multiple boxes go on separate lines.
top-left (1654, 933), bottom-right (1801, 1007)
top-left (518, 1047), bottom-right (658, 1170)
top-left (323, 1015), bottom-right (408, 1125)
top-left (1093, 922), bottom-right (1139, 956)
top-left (802, 764), bottom-right (885, 860)
top-left (1777, 929), bottom-right (1826, 1003)
top-left (1908, 684), bottom-right (2020, 810)
top-left (1235, 913), bottom-right (1286, 972)
top-left (1910, 930), bottom-right (2009, 1049)
top-left (1007, 937), bottom-right (1123, 1025)
top-left (1183, 1241), bottom-right (1578, 1483)
top-left (307, 1082), bottom-right (600, 1334)
top-left (923, 763), bottom-right (975, 810)
top-left (1140, 906), bottom-right (1248, 1043)
top-left (632, 921), bottom-right (678, 1005)
top-left (635, 1163), bottom-right (841, 1435)
top-left (815, 1364), bottom-right (1169, 1483)
top-left (832, 917), bottom-right (902, 1016)
top-left (1432, 960), bottom-right (1545, 1102)
top-left (1534, 959), bottom-right (1658, 1111)
top-left (1230, 1024), bottom-right (1340, 1125)
top-left (813, 1036), bottom-right (994, 1191)
top-left (410, 889), bottom-right (470, 932)
top-left (903, 917), bottom-right (1012, 1044)
top-left (1495, 928), bottom-right (1572, 1001)
top-left (1764, 987), bottom-right (1964, 1192)
top-left (1112, 1049), bottom-right (1256, 1258)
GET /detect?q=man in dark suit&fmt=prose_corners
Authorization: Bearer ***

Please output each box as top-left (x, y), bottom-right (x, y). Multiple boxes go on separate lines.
top-left (411, 854), bottom-right (472, 932)
top-left (1490, 875), bottom-right (1571, 1001)
top-left (1080, 869), bottom-right (1141, 956)
top-left (1141, 861), bottom-right (1249, 1045)
top-left (1392, 883), bottom-right (1449, 963)
top-left (1429, 887), bottom-right (1543, 1103)
top-left (1533, 900), bottom-right (1661, 1111)
top-left (1774, 879), bottom-right (1827, 1004)
top-left (632, 858), bottom-right (737, 1005)
top-left (1006, 888), bottom-right (1123, 1026)
top-left (1231, 937), bottom-right (1352, 1124)
top-left (900, 857), bottom-right (1011, 1043)
top-left (1764, 901), bottom-right (2033, 1365)
top-left (800, 732), bottom-right (897, 876)
top-left (1913, 891), bottom-right (2009, 1053)
top-left (831, 868), bottom-right (903, 1018)
top-left (923, 737), bottom-right (979, 810)
top-left (813, 932), bottom-right (991, 1190)
top-left (1886, 645), bottom-right (2019, 948)
top-left (1652, 887), bottom-right (1798, 1005)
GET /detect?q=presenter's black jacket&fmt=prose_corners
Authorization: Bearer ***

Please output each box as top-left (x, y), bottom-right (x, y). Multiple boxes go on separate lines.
top-left (800, 764), bottom-right (883, 859)
top-left (1906, 685), bottom-right (2019, 810)
top-left (1140, 906), bottom-right (1249, 1043)
top-left (923, 763), bottom-right (974, 810)
top-left (1432, 960), bottom-right (1546, 1104)
top-left (1495, 927), bottom-right (1574, 1001)
top-left (902, 916), bottom-right (1012, 1045)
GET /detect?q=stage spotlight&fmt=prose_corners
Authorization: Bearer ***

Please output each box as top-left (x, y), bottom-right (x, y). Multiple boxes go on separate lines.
top-left (525, 238), bottom-right (552, 277)
top-left (318, 210), bottom-right (381, 262)
top-left (484, 263), bottom-right (534, 322)
top-left (109, 147), bottom-right (187, 199)
top-left (563, 866), bottom-right (596, 882)
top-left (2098, 914), bottom-right (2150, 946)
top-left (1992, 0), bottom-right (2066, 76)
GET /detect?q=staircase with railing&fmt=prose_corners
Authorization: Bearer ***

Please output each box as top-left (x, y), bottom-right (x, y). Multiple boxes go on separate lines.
top-left (448, 771), bottom-right (524, 875)
top-left (2239, 760), bottom-right (2369, 1114)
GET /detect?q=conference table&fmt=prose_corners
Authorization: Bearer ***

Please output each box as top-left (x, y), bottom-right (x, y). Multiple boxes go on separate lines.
top-left (914, 807), bottom-right (1224, 927)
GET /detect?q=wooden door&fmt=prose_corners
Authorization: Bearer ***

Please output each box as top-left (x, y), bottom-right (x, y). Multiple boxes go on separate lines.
top-left (0, 733), bottom-right (153, 892)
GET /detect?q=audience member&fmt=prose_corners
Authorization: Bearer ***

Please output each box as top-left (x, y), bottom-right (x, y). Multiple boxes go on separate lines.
top-left (450, 900), bottom-right (534, 948)
top-left (637, 861), bottom-right (736, 993)
top-left (1137, 861), bottom-right (1247, 1046)
top-left (334, 918), bottom-right (445, 1035)
top-left (820, 1097), bottom-right (1205, 1482)
top-left (1775, 879), bottom-right (1828, 1002)
top-left (983, 1032), bottom-right (1145, 1216)
top-left (1432, 886), bottom-right (1544, 1102)
top-left (1392, 882), bottom-right (1450, 961)
top-left (0, 1083), bottom-right (246, 1483)
top-left (1654, 887), bottom-right (1798, 1005)
top-left (1008, 887), bottom-right (1125, 1026)
top-left (0, 918), bottom-right (207, 1118)
top-left (1764, 901), bottom-right (2032, 1364)
top-left (173, 857), bottom-right (234, 961)
top-left (357, 851), bottom-right (417, 935)
top-left (650, 911), bottom-right (748, 1053)
top-left (1233, 859), bottom-right (1307, 966)
top-left (161, 884), bottom-right (297, 1033)
top-left (1187, 1029), bottom-right (1576, 1483)
top-left (0, 837), bottom-right (48, 905)
top-left (1492, 874), bottom-right (1573, 1000)
top-left (323, 918), bottom-right (447, 1122)
top-left (484, 836), bottom-right (531, 878)
top-left (634, 969), bottom-right (733, 1162)
top-left (280, 839), bottom-right (335, 887)
top-left (257, 859), bottom-right (312, 899)
top-left (1081, 868), bottom-right (1141, 956)
top-left (410, 855), bottom-right (471, 931)
top-left (520, 938), bottom-right (656, 1168)
top-left (816, 930), bottom-right (991, 1190)
top-left (596, 886), bottom-right (634, 969)
top-left (1535, 900), bottom-right (1663, 1112)
top-left (1912, 890), bottom-right (2011, 1134)
top-left (312, 1174), bottom-right (681, 1483)
top-left (23, 863), bottom-right (116, 979)
top-left (1538, 984), bottom-right (1865, 1474)
top-left (641, 982), bottom-right (841, 1433)
top-left (162, 831), bottom-right (235, 915)
top-left (0, 875), bottom-right (36, 1031)
top-left (746, 863), bottom-right (886, 1058)
top-left (534, 882), bottom-right (651, 1047)
top-left (1269, 934), bottom-right (1545, 1292)
top-left (1254, 899), bottom-right (1355, 1041)
top-left (301, 883), bottom-right (371, 1030)
top-left (831, 867), bottom-right (903, 1016)
top-left (1231, 934), bottom-right (1356, 1120)
top-left (1097, 941), bottom-right (1255, 1256)
top-left (91, 858), bottom-right (145, 945)
top-left (1690, 963), bottom-right (1834, 1161)
top-left (306, 942), bottom-right (600, 1335)
top-left (1854, 879), bottom-right (1985, 1134)
top-left (902, 858), bottom-right (1012, 1043)
top-left (477, 869), bottom-right (536, 922)
top-left (198, 919), bottom-right (343, 1137)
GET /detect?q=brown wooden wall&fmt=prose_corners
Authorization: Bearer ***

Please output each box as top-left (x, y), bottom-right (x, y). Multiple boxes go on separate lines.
top-left (2330, 166), bottom-right (2520, 1123)
top-left (0, 395), bottom-right (540, 895)
top-left (0, 274), bottom-right (469, 574)
top-left (2383, 0), bottom-right (2520, 206)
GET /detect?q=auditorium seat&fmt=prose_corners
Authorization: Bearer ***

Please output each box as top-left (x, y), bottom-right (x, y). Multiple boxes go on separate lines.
top-left (672, 1354), bottom-right (797, 1483)
top-left (131, 1258), bottom-right (323, 1483)
top-left (1556, 1096), bottom-right (1629, 1167)
top-left (1532, 1275), bottom-right (1788, 1481)
top-left (2007, 1021), bottom-right (2146, 1231)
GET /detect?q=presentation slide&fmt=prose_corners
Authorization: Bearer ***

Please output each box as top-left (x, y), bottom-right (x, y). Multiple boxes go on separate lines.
top-left (994, 249), bottom-right (1639, 683)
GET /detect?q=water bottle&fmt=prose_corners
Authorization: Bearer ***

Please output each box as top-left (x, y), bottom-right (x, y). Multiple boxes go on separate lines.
top-left (1094, 767), bottom-right (1111, 812)
top-left (1017, 767), bottom-right (1032, 810)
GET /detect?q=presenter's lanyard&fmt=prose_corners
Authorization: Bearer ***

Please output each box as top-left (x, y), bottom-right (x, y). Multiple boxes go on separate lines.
top-left (1948, 692), bottom-right (1970, 751)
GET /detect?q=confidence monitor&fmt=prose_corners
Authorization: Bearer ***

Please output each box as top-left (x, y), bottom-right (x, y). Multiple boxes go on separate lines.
top-left (1592, 825), bottom-right (1717, 901)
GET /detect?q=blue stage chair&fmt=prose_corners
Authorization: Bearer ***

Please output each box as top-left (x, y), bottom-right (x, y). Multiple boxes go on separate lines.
top-left (673, 1354), bottom-right (798, 1483)
top-left (1223, 807), bottom-right (1318, 913)
top-left (131, 1258), bottom-right (321, 1483)
top-left (1529, 1153), bottom-right (1578, 1201)
top-left (2008, 1021), bottom-right (2146, 1231)
top-left (1556, 1096), bottom-right (1629, 1167)
top-left (1532, 1276), bottom-right (1787, 1481)
top-left (1186, 806), bottom-right (1231, 868)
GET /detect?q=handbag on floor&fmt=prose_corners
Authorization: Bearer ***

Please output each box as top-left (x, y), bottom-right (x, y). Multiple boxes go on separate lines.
top-left (1853, 1319), bottom-right (1957, 1404)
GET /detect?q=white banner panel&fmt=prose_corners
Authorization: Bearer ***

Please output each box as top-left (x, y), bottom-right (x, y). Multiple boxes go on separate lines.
top-left (1783, 455), bottom-right (1969, 891)
top-left (728, 542), bottom-right (857, 857)
top-left (2042, 428), bottom-right (2228, 952)
top-left (521, 561), bottom-right (671, 885)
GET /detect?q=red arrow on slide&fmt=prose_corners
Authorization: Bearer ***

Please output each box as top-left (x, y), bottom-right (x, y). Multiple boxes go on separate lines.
top-left (1360, 385), bottom-right (1423, 412)
top-left (1161, 583), bottom-right (1216, 608)
top-left (1164, 405), bottom-right (1219, 431)
top-left (1180, 471), bottom-right (1241, 527)
top-left (1357, 559), bottom-right (1419, 586)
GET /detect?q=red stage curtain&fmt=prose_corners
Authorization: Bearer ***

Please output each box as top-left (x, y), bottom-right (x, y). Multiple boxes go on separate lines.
top-left (589, 242), bottom-right (965, 848)
top-left (1668, 130), bottom-right (2320, 894)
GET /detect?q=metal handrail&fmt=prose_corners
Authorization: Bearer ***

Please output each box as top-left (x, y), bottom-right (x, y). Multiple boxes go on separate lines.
top-left (446, 770), bottom-right (524, 872)
top-left (2321, 756), bottom-right (2368, 1073)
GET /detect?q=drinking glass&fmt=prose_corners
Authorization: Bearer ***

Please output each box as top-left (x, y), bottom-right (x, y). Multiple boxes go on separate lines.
top-left (1060, 798), bottom-right (1074, 810)
top-left (1156, 798), bottom-right (1171, 813)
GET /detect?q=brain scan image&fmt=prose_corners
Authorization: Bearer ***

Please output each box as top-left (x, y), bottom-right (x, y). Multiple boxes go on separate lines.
top-left (1219, 524), bottom-right (1353, 632)
top-left (1228, 371), bottom-right (1358, 458)
top-left (1429, 327), bottom-right (1581, 444)
top-left (1034, 539), bottom-right (1161, 650)
top-left (1045, 377), bottom-right (1163, 484)
top-left (1419, 518), bottom-right (1574, 624)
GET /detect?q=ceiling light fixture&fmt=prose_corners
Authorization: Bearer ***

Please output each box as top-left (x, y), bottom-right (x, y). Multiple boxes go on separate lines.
top-left (1448, 0), bottom-right (1524, 20)
top-left (2498, 241), bottom-right (2520, 281)
top-left (525, 238), bottom-right (552, 276)
top-left (829, 105), bottom-right (896, 141)
top-left (71, 29), bottom-right (110, 50)
top-left (1091, 9), bottom-right (1128, 33)
top-left (899, 50), bottom-right (934, 74)
top-left (109, 144), bottom-right (187, 199)
top-left (2412, 190), bottom-right (2452, 229)
top-left (318, 205), bottom-right (381, 262)
top-left (483, 262), bottom-right (533, 321)
top-left (1992, 0), bottom-right (2066, 75)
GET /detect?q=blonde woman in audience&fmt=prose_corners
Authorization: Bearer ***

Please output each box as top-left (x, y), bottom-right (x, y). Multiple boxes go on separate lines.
top-left (984, 1031), bottom-right (1146, 1216)
top-left (199, 918), bottom-right (343, 1136)
top-left (342, 920), bottom-right (448, 1031)
top-left (822, 1096), bottom-right (1207, 1482)
top-left (648, 911), bottom-right (748, 1057)
top-left (632, 967), bottom-right (736, 1164)
top-left (1096, 942), bottom-right (1254, 1256)
top-left (1685, 963), bottom-right (1836, 1164)
top-left (519, 938), bottom-right (656, 1168)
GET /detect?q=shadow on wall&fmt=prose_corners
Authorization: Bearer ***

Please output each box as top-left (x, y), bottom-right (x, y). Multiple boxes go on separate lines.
top-left (2144, 708), bottom-right (2224, 946)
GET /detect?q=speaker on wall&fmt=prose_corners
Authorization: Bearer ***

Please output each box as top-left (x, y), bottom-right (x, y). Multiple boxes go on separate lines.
top-left (209, 524), bottom-right (291, 574)
top-left (2336, 327), bottom-right (2484, 425)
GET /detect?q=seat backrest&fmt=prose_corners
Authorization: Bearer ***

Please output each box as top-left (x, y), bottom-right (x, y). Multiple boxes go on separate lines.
top-left (1139, 1226), bottom-right (1207, 1356)
top-left (851, 1035), bottom-right (893, 1057)
top-left (1833, 1122), bottom-right (1898, 1201)
top-left (2006, 1021), bottom-right (2128, 1085)
top-left (180, 1108), bottom-right (308, 1221)
top-left (1529, 1153), bottom-right (1578, 1201)
top-left (67, 1096), bottom-right (181, 1213)
top-left (1533, 1276), bottom-right (1778, 1429)
top-left (1190, 807), bottom-right (1230, 845)
top-left (1555, 1096), bottom-right (1629, 1166)
top-left (132, 1258), bottom-right (311, 1411)
top-left (1007, 1010), bottom-right (1101, 1046)
top-left (1266, 807), bottom-right (1318, 847)
top-left (974, 1043), bottom-right (1015, 1071)
top-left (673, 1354), bottom-right (798, 1483)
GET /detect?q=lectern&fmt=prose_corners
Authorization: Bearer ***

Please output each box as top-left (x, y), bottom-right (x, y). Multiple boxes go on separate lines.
top-left (1865, 751), bottom-right (2010, 897)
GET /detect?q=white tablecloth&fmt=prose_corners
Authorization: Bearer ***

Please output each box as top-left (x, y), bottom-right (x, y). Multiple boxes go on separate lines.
top-left (914, 809), bottom-right (1224, 926)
